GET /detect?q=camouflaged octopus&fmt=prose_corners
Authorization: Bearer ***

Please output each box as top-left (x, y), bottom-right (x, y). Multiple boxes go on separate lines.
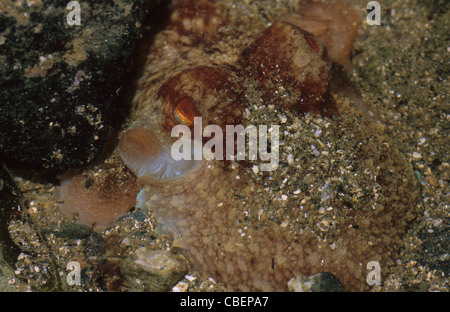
top-left (60, 0), bottom-right (420, 291)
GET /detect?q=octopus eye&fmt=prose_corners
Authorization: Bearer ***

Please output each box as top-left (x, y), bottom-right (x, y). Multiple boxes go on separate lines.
top-left (304, 34), bottom-right (325, 56)
top-left (174, 97), bottom-right (201, 126)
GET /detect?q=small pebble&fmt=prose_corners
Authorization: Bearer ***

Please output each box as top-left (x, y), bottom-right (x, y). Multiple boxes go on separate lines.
top-left (412, 152), bottom-right (422, 159)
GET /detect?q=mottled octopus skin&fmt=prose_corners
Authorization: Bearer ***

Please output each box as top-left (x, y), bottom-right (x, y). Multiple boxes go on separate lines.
top-left (117, 0), bottom-right (420, 291)
top-left (124, 130), bottom-right (418, 291)
top-left (138, 166), bottom-right (319, 292)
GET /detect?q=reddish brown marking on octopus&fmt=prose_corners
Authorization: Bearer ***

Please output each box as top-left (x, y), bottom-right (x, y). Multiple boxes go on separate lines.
top-left (174, 97), bottom-right (202, 126)
top-left (240, 18), bottom-right (338, 116)
top-left (303, 33), bottom-right (326, 56)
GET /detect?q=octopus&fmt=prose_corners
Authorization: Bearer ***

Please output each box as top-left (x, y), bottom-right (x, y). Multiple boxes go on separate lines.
top-left (57, 0), bottom-right (420, 291)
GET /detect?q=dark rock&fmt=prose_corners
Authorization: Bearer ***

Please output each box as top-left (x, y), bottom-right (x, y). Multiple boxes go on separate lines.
top-left (50, 222), bottom-right (93, 239)
top-left (0, 164), bottom-right (23, 268)
top-left (0, 0), bottom-right (170, 170)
